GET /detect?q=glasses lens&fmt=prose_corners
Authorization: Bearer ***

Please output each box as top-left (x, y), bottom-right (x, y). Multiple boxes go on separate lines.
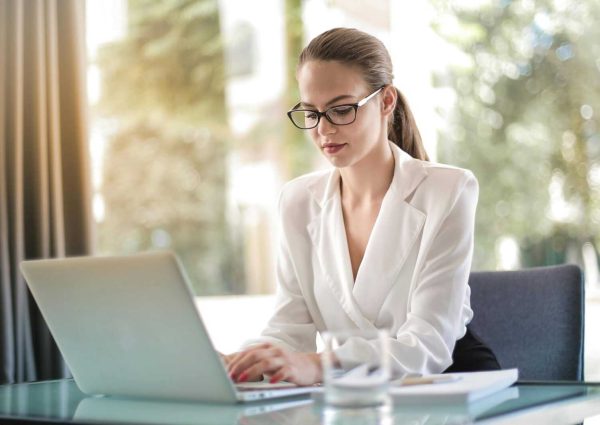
top-left (289, 110), bottom-right (318, 129)
top-left (326, 105), bottom-right (356, 125)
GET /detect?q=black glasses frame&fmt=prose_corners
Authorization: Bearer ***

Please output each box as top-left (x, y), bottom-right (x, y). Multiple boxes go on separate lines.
top-left (287, 87), bottom-right (384, 130)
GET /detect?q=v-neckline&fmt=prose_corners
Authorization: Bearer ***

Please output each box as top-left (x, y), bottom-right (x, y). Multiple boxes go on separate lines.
top-left (337, 183), bottom-right (389, 286)
top-left (306, 142), bottom-right (430, 325)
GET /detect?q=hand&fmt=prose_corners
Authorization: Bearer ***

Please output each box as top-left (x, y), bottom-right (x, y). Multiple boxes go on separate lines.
top-left (227, 343), bottom-right (322, 386)
top-left (218, 351), bottom-right (237, 366)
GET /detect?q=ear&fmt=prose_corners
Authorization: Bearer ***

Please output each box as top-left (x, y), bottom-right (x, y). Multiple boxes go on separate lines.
top-left (381, 85), bottom-right (396, 117)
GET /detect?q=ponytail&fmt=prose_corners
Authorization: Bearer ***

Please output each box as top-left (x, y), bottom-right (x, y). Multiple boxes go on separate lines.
top-left (389, 87), bottom-right (429, 161)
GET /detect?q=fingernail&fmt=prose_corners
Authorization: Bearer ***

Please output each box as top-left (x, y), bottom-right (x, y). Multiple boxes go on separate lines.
top-left (238, 373), bottom-right (248, 382)
top-left (269, 376), bottom-right (279, 384)
top-left (229, 372), bottom-right (236, 380)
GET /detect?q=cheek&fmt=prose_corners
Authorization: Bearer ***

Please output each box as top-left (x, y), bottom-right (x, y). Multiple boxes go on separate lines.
top-left (351, 117), bottom-right (374, 141)
top-left (308, 129), bottom-right (320, 144)
top-left (354, 108), bottom-right (382, 138)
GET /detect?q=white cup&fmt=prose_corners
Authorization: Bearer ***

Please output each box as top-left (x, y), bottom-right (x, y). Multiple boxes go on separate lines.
top-left (321, 329), bottom-right (391, 407)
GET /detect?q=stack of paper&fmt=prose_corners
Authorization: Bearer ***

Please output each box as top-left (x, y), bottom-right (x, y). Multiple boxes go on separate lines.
top-left (390, 368), bottom-right (519, 404)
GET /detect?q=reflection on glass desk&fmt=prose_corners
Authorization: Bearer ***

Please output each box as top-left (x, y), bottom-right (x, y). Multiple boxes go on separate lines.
top-left (0, 379), bottom-right (600, 425)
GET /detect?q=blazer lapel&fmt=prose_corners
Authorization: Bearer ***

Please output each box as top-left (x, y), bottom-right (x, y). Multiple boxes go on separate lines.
top-left (307, 170), bottom-right (374, 329)
top-left (352, 145), bottom-right (428, 322)
top-left (306, 143), bottom-right (428, 329)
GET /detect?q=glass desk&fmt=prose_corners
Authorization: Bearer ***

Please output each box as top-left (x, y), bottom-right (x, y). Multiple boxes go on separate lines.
top-left (1, 379), bottom-right (600, 425)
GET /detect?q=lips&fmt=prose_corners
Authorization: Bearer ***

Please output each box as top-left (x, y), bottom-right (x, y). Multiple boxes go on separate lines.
top-left (322, 143), bottom-right (347, 155)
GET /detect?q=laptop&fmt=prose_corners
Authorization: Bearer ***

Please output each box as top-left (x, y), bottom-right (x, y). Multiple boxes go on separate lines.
top-left (20, 251), bottom-right (317, 403)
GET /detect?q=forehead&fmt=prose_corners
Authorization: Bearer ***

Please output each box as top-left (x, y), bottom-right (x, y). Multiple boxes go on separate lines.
top-left (297, 60), bottom-right (368, 106)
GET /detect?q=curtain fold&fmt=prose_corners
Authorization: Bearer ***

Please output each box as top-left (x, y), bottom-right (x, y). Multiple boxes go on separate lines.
top-left (1, 0), bottom-right (92, 384)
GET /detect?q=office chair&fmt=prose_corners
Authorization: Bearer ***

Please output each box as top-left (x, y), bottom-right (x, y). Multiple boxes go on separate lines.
top-left (468, 264), bottom-right (585, 381)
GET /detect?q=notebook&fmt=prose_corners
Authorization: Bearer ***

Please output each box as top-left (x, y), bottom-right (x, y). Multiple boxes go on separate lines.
top-left (20, 251), bottom-right (317, 403)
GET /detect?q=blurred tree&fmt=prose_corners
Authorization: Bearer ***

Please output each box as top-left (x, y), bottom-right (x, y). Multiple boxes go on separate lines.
top-left (227, 0), bottom-right (314, 180)
top-left (98, 0), bottom-right (227, 128)
top-left (96, 0), bottom-right (244, 294)
top-left (431, 0), bottom-right (600, 269)
top-left (284, 0), bottom-right (314, 178)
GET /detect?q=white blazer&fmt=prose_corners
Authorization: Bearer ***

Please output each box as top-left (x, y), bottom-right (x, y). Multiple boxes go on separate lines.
top-left (249, 142), bottom-right (478, 375)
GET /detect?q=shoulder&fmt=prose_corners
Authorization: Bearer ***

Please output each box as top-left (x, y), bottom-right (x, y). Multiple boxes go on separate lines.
top-left (406, 158), bottom-right (478, 213)
top-left (278, 168), bottom-right (330, 212)
top-left (391, 143), bottom-right (477, 201)
top-left (420, 161), bottom-right (478, 193)
top-left (277, 169), bottom-right (331, 236)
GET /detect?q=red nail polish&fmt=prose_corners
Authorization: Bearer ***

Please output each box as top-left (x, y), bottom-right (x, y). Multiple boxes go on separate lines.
top-left (238, 372), bottom-right (248, 382)
top-left (269, 376), bottom-right (278, 384)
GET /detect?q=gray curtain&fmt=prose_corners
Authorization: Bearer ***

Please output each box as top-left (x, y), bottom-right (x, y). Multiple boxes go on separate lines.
top-left (0, 0), bottom-right (93, 384)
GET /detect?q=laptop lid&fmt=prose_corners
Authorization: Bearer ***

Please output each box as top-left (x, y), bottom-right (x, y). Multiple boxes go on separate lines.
top-left (20, 251), bottom-right (308, 403)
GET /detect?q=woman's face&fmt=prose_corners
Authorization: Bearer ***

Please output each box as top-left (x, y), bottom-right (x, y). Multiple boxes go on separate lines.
top-left (296, 60), bottom-right (389, 169)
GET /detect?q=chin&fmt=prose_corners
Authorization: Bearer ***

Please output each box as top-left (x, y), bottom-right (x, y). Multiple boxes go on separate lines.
top-left (324, 155), bottom-right (352, 169)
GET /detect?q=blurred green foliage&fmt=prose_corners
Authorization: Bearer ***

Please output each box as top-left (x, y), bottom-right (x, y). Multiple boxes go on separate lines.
top-left (283, 0), bottom-right (314, 177)
top-left (96, 0), bottom-right (244, 294)
top-left (432, 0), bottom-right (600, 269)
top-left (98, 0), bottom-right (227, 129)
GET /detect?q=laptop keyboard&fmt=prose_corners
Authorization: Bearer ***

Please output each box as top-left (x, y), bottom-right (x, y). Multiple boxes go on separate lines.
top-left (235, 382), bottom-right (298, 391)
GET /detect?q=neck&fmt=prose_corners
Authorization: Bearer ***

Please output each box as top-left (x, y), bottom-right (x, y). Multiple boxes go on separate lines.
top-left (339, 141), bottom-right (395, 206)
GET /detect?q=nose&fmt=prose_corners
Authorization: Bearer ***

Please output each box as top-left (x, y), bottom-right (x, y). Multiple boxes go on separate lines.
top-left (317, 115), bottom-right (336, 136)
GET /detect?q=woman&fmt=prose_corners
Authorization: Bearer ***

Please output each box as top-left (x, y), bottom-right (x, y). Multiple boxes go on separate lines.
top-left (226, 28), bottom-right (499, 385)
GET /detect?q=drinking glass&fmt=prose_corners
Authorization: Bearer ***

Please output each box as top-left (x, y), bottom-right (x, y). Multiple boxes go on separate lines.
top-left (321, 329), bottom-right (390, 407)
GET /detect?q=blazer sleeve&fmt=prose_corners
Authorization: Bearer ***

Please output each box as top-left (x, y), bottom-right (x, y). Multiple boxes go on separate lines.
top-left (334, 171), bottom-right (478, 375)
top-left (240, 190), bottom-right (317, 353)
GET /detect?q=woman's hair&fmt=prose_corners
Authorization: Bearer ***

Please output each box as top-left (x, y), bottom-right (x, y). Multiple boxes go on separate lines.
top-left (298, 28), bottom-right (429, 161)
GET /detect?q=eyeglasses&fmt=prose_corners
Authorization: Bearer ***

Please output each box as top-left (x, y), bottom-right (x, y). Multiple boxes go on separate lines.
top-left (287, 87), bottom-right (384, 130)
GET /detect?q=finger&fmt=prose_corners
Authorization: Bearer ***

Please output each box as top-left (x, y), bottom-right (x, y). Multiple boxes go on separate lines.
top-left (226, 344), bottom-right (272, 372)
top-left (228, 349), bottom-right (263, 378)
top-left (224, 351), bottom-right (245, 367)
top-left (228, 343), bottom-right (283, 380)
top-left (238, 356), bottom-right (285, 383)
top-left (229, 347), bottom-right (278, 380)
top-left (238, 358), bottom-right (283, 383)
top-left (227, 348), bottom-right (259, 375)
top-left (269, 365), bottom-right (292, 384)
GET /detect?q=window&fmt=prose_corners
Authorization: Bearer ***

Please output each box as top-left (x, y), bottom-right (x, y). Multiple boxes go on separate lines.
top-left (87, 0), bottom-right (600, 375)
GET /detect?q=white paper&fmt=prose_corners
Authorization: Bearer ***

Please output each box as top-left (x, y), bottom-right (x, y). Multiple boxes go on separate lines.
top-left (389, 368), bottom-right (519, 404)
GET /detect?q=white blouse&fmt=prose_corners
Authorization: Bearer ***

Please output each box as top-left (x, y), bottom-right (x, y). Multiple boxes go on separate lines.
top-left (246, 142), bottom-right (478, 376)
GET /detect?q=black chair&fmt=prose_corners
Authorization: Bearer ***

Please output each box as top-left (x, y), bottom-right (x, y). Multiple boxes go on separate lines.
top-left (468, 265), bottom-right (585, 381)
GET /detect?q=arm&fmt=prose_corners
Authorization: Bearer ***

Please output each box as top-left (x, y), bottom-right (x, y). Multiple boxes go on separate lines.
top-left (227, 189), bottom-right (320, 384)
top-left (242, 187), bottom-right (317, 352)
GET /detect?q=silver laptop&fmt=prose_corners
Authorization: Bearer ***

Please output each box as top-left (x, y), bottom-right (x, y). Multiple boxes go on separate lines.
top-left (20, 251), bottom-right (316, 403)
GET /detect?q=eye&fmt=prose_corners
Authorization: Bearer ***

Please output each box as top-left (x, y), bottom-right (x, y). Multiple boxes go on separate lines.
top-left (330, 106), bottom-right (353, 116)
top-left (305, 111), bottom-right (318, 120)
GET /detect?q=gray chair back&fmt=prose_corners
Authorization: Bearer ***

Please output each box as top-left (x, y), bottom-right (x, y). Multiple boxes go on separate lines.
top-left (468, 264), bottom-right (584, 381)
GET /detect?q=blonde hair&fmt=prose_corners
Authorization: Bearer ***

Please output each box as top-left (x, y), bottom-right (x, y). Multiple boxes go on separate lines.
top-left (298, 28), bottom-right (428, 161)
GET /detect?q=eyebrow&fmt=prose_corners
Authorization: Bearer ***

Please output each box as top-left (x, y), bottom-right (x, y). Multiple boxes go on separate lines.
top-left (299, 94), bottom-right (355, 109)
